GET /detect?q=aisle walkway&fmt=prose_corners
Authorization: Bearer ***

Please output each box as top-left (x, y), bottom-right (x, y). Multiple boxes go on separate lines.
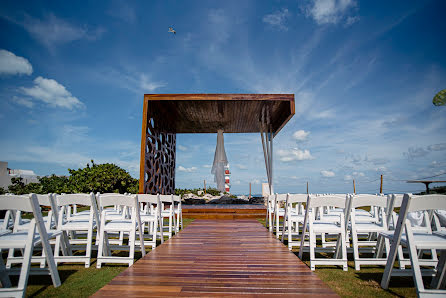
top-left (93, 219), bottom-right (338, 297)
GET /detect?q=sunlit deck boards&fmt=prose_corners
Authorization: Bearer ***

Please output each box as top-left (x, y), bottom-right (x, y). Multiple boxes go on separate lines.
top-left (93, 219), bottom-right (338, 297)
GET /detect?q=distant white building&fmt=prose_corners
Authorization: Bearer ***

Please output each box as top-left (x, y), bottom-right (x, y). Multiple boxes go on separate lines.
top-left (0, 161), bottom-right (39, 189)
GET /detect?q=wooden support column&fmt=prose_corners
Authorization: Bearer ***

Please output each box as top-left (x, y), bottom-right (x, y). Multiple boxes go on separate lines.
top-left (260, 106), bottom-right (274, 195)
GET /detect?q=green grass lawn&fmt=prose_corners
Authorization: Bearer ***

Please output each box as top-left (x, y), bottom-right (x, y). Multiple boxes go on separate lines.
top-left (3, 218), bottom-right (195, 297)
top-left (257, 218), bottom-right (418, 297)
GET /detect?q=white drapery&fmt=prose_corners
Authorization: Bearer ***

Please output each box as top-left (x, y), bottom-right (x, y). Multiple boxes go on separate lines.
top-left (211, 129), bottom-right (228, 192)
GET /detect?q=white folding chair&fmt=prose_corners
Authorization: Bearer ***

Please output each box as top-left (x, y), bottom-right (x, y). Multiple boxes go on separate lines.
top-left (173, 195), bottom-right (182, 233)
top-left (159, 194), bottom-right (175, 239)
top-left (54, 193), bottom-right (100, 268)
top-left (0, 194), bottom-right (61, 297)
top-left (349, 194), bottom-right (391, 270)
top-left (6, 193), bottom-right (67, 269)
top-left (281, 193), bottom-right (308, 250)
top-left (381, 193), bottom-right (446, 296)
top-left (273, 193), bottom-right (287, 239)
top-left (382, 193), bottom-right (438, 270)
top-left (265, 194), bottom-right (275, 232)
top-left (137, 194), bottom-right (163, 249)
top-left (299, 194), bottom-right (349, 271)
top-left (96, 194), bottom-right (145, 268)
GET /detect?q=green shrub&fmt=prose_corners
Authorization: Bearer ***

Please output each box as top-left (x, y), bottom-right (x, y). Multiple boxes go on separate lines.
top-left (67, 160), bottom-right (138, 194)
top-left (206, 187), bottom-right (221, 196)
top-left (39, 174), bottom-right (70, 194)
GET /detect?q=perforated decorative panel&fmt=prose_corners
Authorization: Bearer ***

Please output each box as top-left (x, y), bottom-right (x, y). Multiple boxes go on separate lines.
top-left (142, 117), bottom-right (176, 194)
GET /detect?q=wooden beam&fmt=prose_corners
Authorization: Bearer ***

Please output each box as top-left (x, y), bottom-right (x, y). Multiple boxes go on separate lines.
top-left (144, 94), bottom-right (294, 102)
top-left (139, 97), bottom-right (149, 193)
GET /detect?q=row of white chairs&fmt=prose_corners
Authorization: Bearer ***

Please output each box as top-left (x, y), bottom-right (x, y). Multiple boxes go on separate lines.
top-left (266, 192), bottom-right (446, 297)
top-left (0, 192), bottom-right (183, 297)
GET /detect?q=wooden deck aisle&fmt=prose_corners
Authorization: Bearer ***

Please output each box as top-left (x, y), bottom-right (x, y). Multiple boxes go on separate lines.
top-left (93, 220), bottom-right (338, 297)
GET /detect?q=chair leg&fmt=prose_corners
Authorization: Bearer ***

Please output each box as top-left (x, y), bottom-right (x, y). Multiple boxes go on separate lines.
top-left (159, 216), bottom-right (164, 243)
top-left (340, 230), bottom-right (348, 271)
top-left (168, 214), bottom-right (172, 238)
top-left (85, 226), bottom-right (93, 268)
top-left (152, 220), bottom-right (158, 249)
top-left (17, 225), bottom-right (36, 293)
top-left (96, 229), bottom-right (105, 269)
top-left (381, 236), bottom-right (402, 289)
top-left (180, 212), bottom-right (183, 230)
top-left (6, 248), bottom-right (15, 269)
top-left (129, 228), bottom-right (136, 267)
top-left (268, 211), bottom-right (273, 232)
top-left (351, 229), bottom-right (360, 271)
top-left (406, 232), bottom-right (425, 293)
top-left (309, 230), bottom-right (316, 271)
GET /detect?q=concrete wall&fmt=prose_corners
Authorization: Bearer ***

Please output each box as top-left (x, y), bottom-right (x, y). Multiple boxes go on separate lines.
top-left (0, 161), bottom-right (11, 189)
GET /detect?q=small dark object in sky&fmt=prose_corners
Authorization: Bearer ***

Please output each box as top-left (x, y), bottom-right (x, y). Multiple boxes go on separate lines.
top-left (168, 27), bottom-right (176, 34)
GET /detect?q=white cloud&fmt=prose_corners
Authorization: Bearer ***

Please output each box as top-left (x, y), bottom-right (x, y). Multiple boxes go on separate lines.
top-left (202, 164), bottom-right (212, 168)
top-left (278, 147), bottom-right (314, 162)
top-left (139, 74), bottom-right (166, 92)
top-left (235, 164), bottom-right (248, 170)
top-left (0, 49), bottom-right (33, 76)
top-left (293, 130), bottom-right (310, 141)
top-left (21, 76), bottom-right (84, 109)
top-left (252, 179), bottom-right (261, 184)
top-left (345, 15), bottom-right (360, 26)
top-left (11, 96), bottom-right (34, 108)
top-left (428, 143), bottom-right (446, 152)
top-left (177, 165), bottom-right (197, 173)
top-left (304, 0), bottom-right (358, 25)
top-left (262, 8), bottom-right (291, 31)
top-left (178, 145), bottom-right (188, 151)
top-left (14, 13), bottom-right (105, 49)
top-left (404, 147), bottom-right (429, 160)
top-left (344, 174), bottom-right (353, 181)
top-left (321, 170), bottom-right (335, 177)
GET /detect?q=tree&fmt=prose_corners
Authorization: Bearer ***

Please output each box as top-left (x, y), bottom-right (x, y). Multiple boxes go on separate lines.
top-left (7, 177), bottom-right (43, 195)
top-left (433, 89), bottom-right (446, 106)
top-left (39, 174), bottom-right (70, 194)
top-left (67, 160), bottom-right (138, 194)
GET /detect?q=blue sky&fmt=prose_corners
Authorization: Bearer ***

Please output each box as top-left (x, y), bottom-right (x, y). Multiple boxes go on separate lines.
top-left (0, 0), bottom-right (445, 195)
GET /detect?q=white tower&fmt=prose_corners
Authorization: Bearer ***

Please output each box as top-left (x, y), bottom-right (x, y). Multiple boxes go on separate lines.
top-left (224, 165), bottom-right (230, 193)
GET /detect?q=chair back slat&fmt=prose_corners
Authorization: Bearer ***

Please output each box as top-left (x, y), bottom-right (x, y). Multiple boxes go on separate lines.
top-left (0, 195), bottom-right (34, 212)
top-left (99, 194), bottom-right (138, 208)
top-left (350, 194), bottom-right (387, 208)
top-left (56, 193), bottom-right (95, 206)
top-left (275, 193), bottom-right (287, 202)
top-left (407, 194), bottom-right (446, 213)
top-left (159, 194), bottom-right (173, 203)
top-left (308, 194), bottom-right (348, 209)
top-left (137, 194), bottom-right (159, 204)
top-left (287, 194), bottom-right (308, 204)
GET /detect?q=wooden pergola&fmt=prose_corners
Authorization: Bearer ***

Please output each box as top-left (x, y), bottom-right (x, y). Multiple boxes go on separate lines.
top-left (139, 94), bottom-right (295, 194)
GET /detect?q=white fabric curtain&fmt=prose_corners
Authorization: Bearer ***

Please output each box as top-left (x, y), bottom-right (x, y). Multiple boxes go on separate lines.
top-left (211, 130), bottom-right (228, 192)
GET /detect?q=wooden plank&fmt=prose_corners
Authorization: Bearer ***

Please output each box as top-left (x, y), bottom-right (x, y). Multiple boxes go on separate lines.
top-left (93, 220), bottom-right (338, 297)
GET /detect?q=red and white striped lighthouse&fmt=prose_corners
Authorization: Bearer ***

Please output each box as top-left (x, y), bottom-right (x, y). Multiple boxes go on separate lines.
top-left (224, 165), bottom-right (230, 192)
